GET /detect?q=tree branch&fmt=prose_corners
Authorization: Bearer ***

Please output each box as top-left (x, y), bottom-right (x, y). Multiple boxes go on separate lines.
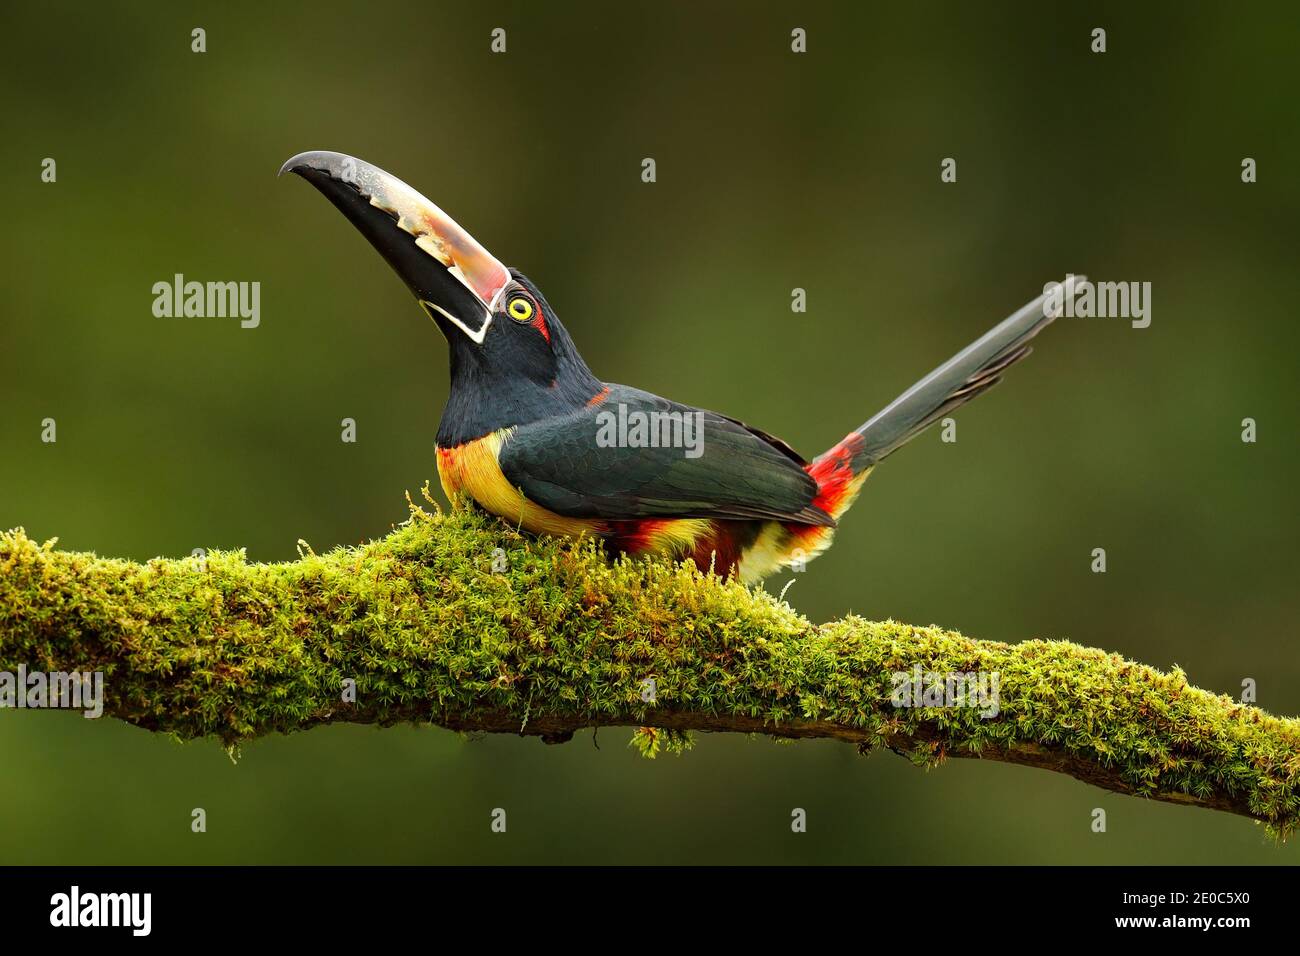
top-left (2, 500), bottom-right (1296, 834)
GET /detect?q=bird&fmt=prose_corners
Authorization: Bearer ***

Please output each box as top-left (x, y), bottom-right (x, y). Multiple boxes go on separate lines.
top-left (281, 150), bottom-right (1077, 584)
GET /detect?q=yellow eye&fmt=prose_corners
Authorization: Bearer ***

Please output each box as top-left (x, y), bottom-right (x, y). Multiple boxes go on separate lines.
top-left (507, 296), bottom-right (534, 322)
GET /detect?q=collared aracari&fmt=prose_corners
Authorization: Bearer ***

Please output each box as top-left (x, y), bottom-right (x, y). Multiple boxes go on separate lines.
top-left (281, 150), bottom-right (1079, 584)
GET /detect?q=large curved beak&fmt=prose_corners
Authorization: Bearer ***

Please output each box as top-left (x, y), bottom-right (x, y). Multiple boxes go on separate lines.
top-left (278, 150), bottom-right (511, 344)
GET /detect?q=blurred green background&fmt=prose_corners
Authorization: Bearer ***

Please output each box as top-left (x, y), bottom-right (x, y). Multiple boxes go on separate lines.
top-left (2, 1), bottom-right (1297, 864)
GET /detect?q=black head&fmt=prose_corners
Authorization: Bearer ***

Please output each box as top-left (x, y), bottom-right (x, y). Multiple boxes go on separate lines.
top-left (279, 151), bottom-right (602, 446)
top-left (433, 269), bottom-right (602, 445)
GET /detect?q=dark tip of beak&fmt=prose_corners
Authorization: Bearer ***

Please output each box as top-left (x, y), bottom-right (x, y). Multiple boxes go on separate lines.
top-left (277, 151), bottom-right (336, 179)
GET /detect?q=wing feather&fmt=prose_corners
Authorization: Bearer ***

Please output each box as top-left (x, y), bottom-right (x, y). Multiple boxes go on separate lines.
top-left (498, 385), bottom-right (834, 526)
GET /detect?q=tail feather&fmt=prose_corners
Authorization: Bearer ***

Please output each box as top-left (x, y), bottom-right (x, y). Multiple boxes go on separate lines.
top-left (845, 277), bottom-right (1082, 469)
top-left (787, 279), bottom-right (1079, 573)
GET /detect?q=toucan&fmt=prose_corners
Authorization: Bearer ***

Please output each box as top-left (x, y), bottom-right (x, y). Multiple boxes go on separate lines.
top-left (281, 150), bottom-right (1078, 584)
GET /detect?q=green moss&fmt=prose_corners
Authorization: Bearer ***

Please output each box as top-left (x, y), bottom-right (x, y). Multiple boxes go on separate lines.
top-left (1, 498), bottom-right (1297, 835)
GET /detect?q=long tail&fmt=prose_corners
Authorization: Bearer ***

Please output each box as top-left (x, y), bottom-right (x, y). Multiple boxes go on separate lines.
top-left (807, 276), bottom-right (1083, 520)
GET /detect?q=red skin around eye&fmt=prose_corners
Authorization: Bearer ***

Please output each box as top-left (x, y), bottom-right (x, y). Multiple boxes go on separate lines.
top-left (530, 304), bottom-right (550, 343)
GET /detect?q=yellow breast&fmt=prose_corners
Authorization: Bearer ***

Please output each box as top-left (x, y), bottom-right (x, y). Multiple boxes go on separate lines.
top-left (436, 428), bottom-right (603, 538)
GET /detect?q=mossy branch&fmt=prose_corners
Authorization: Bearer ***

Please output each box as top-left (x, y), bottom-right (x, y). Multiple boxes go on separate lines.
top-left (1, 499), bottom-right (1297, 834)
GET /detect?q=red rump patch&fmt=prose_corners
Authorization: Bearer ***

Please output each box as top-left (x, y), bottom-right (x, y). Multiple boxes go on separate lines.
top-left (806, 431), bottom-right (864, 516)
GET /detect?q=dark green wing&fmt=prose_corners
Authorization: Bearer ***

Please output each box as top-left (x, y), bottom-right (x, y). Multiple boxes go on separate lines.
top-left (498, 385), bottom-right (834, 526)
